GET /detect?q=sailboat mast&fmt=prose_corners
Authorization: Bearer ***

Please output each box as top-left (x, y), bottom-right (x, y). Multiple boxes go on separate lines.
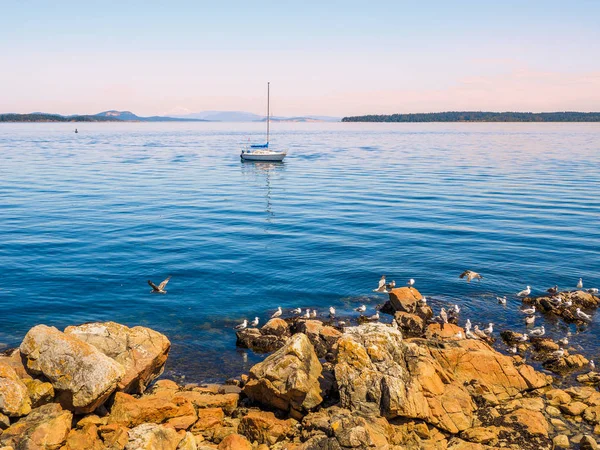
top-left (266, 82), bottom-right (270, 145)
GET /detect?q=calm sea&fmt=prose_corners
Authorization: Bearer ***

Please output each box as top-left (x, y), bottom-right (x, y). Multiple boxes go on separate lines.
top-left (1, 122), bottom-right (599, 382)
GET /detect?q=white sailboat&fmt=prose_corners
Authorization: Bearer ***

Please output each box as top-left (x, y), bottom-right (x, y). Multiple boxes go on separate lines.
top-left (241, 82), bottom-right (287, 162)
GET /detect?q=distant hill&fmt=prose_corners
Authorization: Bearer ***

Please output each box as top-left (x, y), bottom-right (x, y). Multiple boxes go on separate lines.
top-left (172, 110), bottom-right (340, 122)
top-left (0, 111), bottom-right (208, 123)
top-left (342, 111), bottom-right (600, 122)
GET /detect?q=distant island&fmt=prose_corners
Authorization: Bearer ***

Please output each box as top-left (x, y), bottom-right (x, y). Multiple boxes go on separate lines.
top-left (0, 110), bottom-right (207, 123)
top-left (342, 111), bottom-right (600, 122)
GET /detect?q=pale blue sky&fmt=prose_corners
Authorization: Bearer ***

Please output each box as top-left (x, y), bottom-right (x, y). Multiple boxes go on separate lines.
top-left (1, 1), bottom-right (598, 116)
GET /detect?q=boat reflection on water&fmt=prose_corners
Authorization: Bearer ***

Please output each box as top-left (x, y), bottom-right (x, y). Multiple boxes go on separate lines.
top-left (240, 161), bottom-right (285, 222)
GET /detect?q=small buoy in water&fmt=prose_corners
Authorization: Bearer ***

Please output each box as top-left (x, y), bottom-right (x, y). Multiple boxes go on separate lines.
top-left (75, 128), bottom-right (78, 133)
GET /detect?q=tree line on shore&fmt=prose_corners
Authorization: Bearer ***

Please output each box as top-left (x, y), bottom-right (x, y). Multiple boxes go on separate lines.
top-left (342, 111), bottom-right (600, 122)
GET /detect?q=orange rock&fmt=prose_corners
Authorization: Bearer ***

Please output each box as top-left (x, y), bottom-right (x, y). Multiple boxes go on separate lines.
top-left (177, 392), bottom-right (239, 415)
top-left (238, 411), bottom-right (294, 445)
top-left (425, 323), bottom-right (464, 340)
top-left (501, 408), bottom-right (549, 437)
top-left (107, 391), bottom-right (196, 428)
top-left (260, 318), bottom-right (290, 337)
top-left (0, 403), bottom-right (72, 449)
top-left (218, 433), bottom-right (252, 450)
top-left (191, 408), bottom-right (225, 431)
top-left (98, 423), bottom-right (129, 450)
top-left (388, 287), bottom-right (422, 312)
top-left (0, 363), bottom-right (31, 417)
top-left (64, 423), bottom-right (104, 450)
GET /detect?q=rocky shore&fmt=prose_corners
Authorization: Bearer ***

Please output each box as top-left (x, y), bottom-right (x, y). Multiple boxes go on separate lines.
top-left (1, 288), bottom-right (600, 449)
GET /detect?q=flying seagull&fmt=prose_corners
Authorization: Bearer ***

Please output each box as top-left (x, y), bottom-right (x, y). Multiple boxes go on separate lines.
top-left (459, 270), bottom-right (483, 282)
top-left (148, 276), bottom-right (171, 294)
top-left (517, 286), bottom-right (531, 297)
top-left (374, 275), bottom-right (387, 292)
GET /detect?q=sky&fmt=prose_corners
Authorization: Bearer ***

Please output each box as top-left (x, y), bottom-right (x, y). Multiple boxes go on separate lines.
top-left (1, 0), bottom-right (599, 117)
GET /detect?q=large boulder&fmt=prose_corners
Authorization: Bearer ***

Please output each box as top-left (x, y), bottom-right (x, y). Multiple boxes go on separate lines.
top-left (19, 325), bottom-right (125, 413)
top-left (243, 333), bottom-right (323, 416)
top-left (0, 362), bottom-right (31, 417)
top-left (294, 320), bottom-right (342, 358)
top-left (238, 410), bottom-right (295, 445)
top-left (64, 322), bottom-right (170, 394)
top-left (333, 323), bottom-right (550, 434)
top-left (0, 403), bottom-right (72, 449)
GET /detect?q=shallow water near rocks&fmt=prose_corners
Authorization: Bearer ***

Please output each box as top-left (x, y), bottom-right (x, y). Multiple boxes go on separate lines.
top-left (0, 122), bottom-right (599, 382)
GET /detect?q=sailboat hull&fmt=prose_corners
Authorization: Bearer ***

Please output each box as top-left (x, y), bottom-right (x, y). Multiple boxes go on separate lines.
top-left (241, 152), bottom-right (286, 162)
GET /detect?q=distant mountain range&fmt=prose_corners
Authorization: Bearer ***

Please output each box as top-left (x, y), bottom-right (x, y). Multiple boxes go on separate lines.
top-left (170, 110), bottom-right (341, 122)
top-left (342, 111), bottom-right (600, 122)
top-left (0, 110), bottom-right (341, 123)
top-left (0, 110), bottom-right (207, 123)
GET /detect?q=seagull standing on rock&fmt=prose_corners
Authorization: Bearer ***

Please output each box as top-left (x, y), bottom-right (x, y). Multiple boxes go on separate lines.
top-left (329, 307), bottom-right (336, 317)
top-left (558, 337), bottom-right (569, 346)
top-left (459, 270), bottom-right (483, 282)
top-left (517, 286), bottom-right (531, 297)
top-left (385, 280), bottom-right (396, 290)
top-left (374, 275), bottom-right (387, 292)
top-left (483, 323), bottom-right (494, 335)
top-left (304, 309), bottom-right (311, 318)
top-left (508, 345), bottom-right (518, 354)
top-left (547, 286), bottom-right (559, 295)
top-left (250, 317), bottom-right (259, 327)
top-left (311, 309), bottom-right (317, 318)
top-left (474, 326), bottom-right (488, 339)
top-left (291, 307), bottom-right (302, 315)
top-left (368, 311), bottom-right (380, 321)
top-left (577, 278), bottom-right (583, 289)
top-left (271, 307), bottom-right (283, 319)
top-left (588, 288), bottom-right (599, 294)
top-left (576, 308), bottom-right (592, 322)
top-left (419, 296), bottom-right (427, 305)
top-left (440, 308), bottom-right (448, 324)
top-left (529, 325), bottom-right (545, 336)
top-left (465, 319), bottom-right (472, 332)
top-left (148, 276), bottom-right (171, 294)
top-left (235, 319), bottom-right (248, 330)
top-left (551, 349), bottom-right (565, 359)
top-left (407, 279), bottom-right (415, 288)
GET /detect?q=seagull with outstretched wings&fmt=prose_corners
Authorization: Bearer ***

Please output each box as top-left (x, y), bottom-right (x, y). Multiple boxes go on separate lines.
top-left (148, 276), bottom-right (171, 294)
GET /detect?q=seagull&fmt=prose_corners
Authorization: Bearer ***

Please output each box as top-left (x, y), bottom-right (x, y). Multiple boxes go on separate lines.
top-left (576, 308), bottom-right (591, 322)
top-left (385, 280), bottom-right (396, 290)
top-left (483, 323), bottom-right (494, 335)
top-left (589, 288), bottom-right (599, 294)
top-left (440, 308), bottom-right (448, 324)
top-left (517, 286), bottom-right (531, 297)
top-left (474, 326), bottom-right (488, 339)
top-left (521, 306), bottom-right (536, 315)
top-left (329, 306), bottom-right (336, 317)
top-left (466, 329), bottom-right (479, 339)
top-left (529, 325), bottom-right (545, 336)
top-left (374, 275), bottom-right (387, 293)
top-left (419, 296), bottom-right (427, 305)
top-left (311, 309), bottom-right (317, 318)
top-left (355, 304), bottom-right (367, 313)
top-left (391, 320), bottom-right (399, 330)
top-left (562, 299), bottom-right (572, 307)
top-left (547, 285), bottom-right (559, 295)
top-left (497, 296), bottom-right (507, 305)
top-left (453, 331), bottom-right (464, 339)
top-left (407, 279), bottom-right (415, 287)
top-left (235, 319), bottom-right (248, 330)
top-left (148, 276), bottom-right (171, 294)
top-left (558, 337), bottom-right (569, 346)
top-left (250, 317), bottom-right (259, 327)
top-left (525, 315), bottom-right (535, 325)
top-left (549, 296), bottom-right (562, 307)
top-left (304, 309), bottom-right (310, 318)
top-left (291, 307), bottom-right (302, 315)
top-left (551, 349), bottom-right (565, 359)
top-left (271, 307), bottom-right (283, 319)
top-left (516, 334), bottom-right (529, 342)
top-left (577, 278), bottom-right (583, 289)
top-left (450, 304), bottom-right (460, 315)
top-left (508, 345), bottom-right (518, 354)
top-left (590, 360), bottom-right (596, 370)
top-left (465, 319), bottom-right (472, 332)
top-left (368, 311), bottom-right (380, 321)
top-left (459, 270), bottom-right (483, 282)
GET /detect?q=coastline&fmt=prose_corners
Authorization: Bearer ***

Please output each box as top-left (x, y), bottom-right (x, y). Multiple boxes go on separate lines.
top-left (1, 287), bottom-right (599, 449)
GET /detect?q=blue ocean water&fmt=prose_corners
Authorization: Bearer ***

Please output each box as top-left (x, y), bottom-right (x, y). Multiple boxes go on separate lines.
top-left (0, 122), bottom-right (599, 382)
